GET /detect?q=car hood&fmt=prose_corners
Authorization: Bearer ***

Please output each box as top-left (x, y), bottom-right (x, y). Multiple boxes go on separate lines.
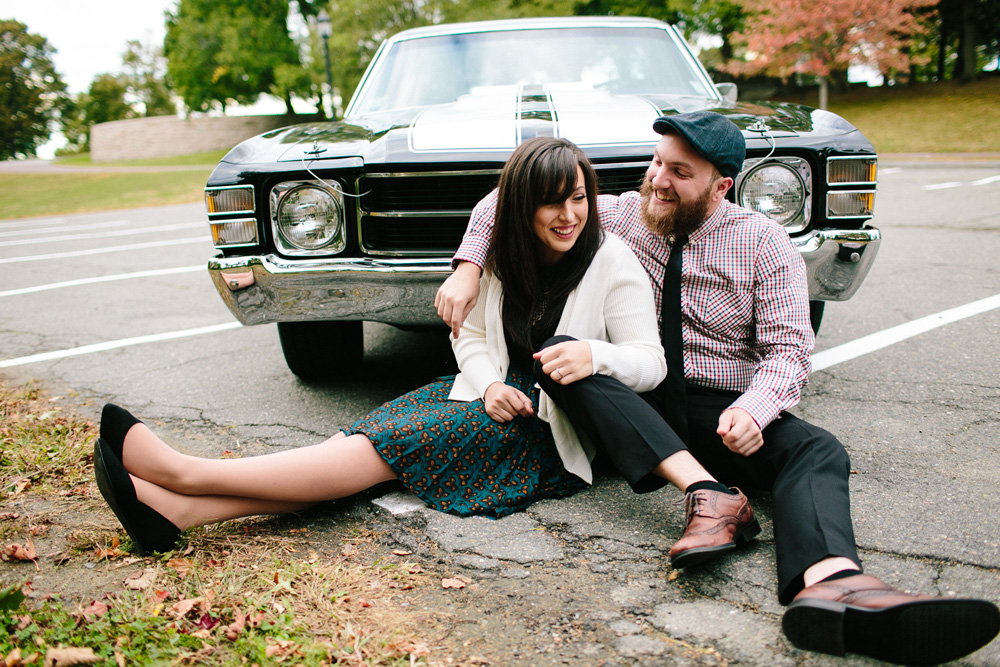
top-left (218, 88), bottom-right (864, 168)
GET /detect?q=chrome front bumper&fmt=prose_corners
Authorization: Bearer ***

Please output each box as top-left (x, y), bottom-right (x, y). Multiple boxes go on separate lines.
top-left (208, 225), bottom-right (881, 326)
top-left (794, 225), bottom-right (881, 302)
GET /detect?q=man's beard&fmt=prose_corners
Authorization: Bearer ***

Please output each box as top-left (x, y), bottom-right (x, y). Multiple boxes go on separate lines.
top-left (639, 178), bottom-right (712, 238)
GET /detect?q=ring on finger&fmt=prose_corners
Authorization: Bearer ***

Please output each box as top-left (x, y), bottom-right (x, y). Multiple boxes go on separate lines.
top-left (556, 367), bottom-right (564, 380)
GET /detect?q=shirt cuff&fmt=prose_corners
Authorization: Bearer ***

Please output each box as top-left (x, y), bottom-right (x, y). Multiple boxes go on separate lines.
top-left (729, 391), bottom-right (780, 430)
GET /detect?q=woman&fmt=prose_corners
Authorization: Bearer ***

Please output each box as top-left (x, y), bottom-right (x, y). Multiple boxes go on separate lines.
top-left (94, 137), bottom-right (666, 554)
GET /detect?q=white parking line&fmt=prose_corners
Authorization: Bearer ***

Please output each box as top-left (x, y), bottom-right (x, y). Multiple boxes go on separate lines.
top-left (812, 293), bottom-right (1000, 371)
top-left (0, 220), bottom-right (129, 239)
top-left (923, 182), bottom-right (963, 190)
top-left (2, 294), bottom-right (998, 373)
top-left (0, 236), bottom-right (210, 264)
top-left (972, 174), bottom-right (1000, 186)
top-left (0, 322), bottom-right (243, 369)
top-left (0, 265), bottom-right (204, 298)
top-left (0, 222), bottom-right (205, 248)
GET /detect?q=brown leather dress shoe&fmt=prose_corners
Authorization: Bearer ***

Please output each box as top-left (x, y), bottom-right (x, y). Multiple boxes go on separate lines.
top-left (668, 487), bottom-right (760, 568)
top-left (783, 573), bottom-right (1000, 665)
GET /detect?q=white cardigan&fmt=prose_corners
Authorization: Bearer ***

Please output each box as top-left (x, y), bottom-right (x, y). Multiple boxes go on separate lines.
top-left (448, 233), bottom-right (666, 483)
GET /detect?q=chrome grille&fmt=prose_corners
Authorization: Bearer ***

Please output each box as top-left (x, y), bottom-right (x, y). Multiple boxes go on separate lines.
top-left (356, 163), bottom-right (650, 256)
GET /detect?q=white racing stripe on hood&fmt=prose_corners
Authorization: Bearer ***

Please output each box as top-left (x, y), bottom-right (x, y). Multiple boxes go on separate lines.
top-left (408, 87), bottom-right (663, 153)
top-left (552, 90), bottom-right (662, 146)
top-left (409, 93), bottom-right (519, 153)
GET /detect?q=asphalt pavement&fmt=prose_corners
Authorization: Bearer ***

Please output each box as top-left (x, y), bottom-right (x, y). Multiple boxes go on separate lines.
top-left (1, 155), bottom-right (998, 665)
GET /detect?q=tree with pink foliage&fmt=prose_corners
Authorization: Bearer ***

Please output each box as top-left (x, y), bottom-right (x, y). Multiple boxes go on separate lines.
top-left (723, 0), bottom-right (934, 108)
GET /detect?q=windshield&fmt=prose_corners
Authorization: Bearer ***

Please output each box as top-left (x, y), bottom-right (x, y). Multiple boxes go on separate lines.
top-left (350, 26), bottom-right (716, 115)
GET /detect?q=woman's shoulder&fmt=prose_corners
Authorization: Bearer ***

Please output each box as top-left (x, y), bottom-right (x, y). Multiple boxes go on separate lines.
top-left (593, 232), bottom-right (641, 266)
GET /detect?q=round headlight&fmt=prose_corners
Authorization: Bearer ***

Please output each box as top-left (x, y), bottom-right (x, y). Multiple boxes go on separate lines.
top-left (276, 184), bottom-right (345, 251)
top-left (738, 163), bottom-right (806, 227)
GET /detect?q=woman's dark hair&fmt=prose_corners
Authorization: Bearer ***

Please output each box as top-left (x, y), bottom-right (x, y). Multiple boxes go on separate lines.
top-left (485, 137), bottom-right (603, 352)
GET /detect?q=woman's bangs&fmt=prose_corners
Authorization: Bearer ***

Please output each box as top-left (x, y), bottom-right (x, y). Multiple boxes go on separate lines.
top-left (535, 153), bottom-right (580, 206)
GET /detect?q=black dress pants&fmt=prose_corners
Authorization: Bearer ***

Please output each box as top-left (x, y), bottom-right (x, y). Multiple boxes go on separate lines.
top-left (534, 337), bottom-right (861, 604)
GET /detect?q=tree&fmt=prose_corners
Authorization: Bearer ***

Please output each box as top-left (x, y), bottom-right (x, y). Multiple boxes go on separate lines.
top-left (165, 0), bottom-right (301, 113)
top-left (724, 0), bottom-right (934, 108)
top-left (0, 20), bottom-right (67, 160)
top-left (60, 74), bottom-right (136, 153)
top-left (674, 0), bottom-right (746, 61)
top-left (122, 40), bottom-right (175, 117)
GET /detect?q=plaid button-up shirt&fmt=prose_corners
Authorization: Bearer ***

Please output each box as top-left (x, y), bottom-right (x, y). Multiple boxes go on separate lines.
top-left (454, 190), bottom-right (814, 429)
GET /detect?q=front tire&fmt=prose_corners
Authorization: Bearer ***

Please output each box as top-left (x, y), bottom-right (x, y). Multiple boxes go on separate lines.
top-left (277, 321), bottom-right (363, 380)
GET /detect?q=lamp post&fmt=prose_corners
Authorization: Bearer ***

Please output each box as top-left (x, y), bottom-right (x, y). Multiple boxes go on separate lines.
top-left (316, 9), bottom-right (334, 119)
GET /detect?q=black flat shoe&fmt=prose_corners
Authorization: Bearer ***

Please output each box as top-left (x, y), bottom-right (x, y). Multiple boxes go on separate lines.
top-left (100, 403), bottom-right (143, 461)
top-left (93, 437), bottom-right (181, 555)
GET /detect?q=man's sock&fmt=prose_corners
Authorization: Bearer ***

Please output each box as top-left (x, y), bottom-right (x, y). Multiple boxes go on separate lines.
top-left (685, 480), bottom-right (737, 495)
top-left (819, 568), bottom-right (863, 583)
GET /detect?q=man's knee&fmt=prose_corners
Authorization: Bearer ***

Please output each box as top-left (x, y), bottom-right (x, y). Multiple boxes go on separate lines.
top-left (533, 335), bottom-right (578, 387)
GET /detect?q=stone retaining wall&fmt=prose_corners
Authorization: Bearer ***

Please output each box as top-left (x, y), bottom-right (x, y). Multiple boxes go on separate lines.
top-left (90, 114), bottom-right (320, 162)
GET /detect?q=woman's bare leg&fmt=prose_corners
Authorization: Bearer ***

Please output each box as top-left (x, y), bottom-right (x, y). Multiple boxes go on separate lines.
top-left (122, 426), bottom-right (396, 503)
top-left (132, 476), bottom-right (314, 531)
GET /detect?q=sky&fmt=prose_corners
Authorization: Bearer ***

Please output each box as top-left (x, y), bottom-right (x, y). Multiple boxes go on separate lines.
top-left (1, 0), bottom-right (178, 95)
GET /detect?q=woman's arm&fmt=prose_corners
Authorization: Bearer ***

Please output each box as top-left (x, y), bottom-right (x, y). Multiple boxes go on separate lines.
top-left (450, 273), bottom-right (533, 422)
top-left (586, 242), bottom-right (667, 392)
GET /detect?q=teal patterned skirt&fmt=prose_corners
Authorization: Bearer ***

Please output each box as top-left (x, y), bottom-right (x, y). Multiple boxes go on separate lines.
top-left (344, 368), bottom-right (587, 518)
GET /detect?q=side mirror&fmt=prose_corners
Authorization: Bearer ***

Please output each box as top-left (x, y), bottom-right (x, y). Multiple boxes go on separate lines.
top-left (715, 82), bottom-right (738, 103)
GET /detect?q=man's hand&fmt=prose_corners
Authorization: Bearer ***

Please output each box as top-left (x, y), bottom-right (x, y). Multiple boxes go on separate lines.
top-left (533, 341), bottom-right (593, 385)
top-left (435, 261), bottom-right (483, 338)
top-left (484, 382), bottom-right (534, 422)
top-left (717, 408), bottom-right (763, 456)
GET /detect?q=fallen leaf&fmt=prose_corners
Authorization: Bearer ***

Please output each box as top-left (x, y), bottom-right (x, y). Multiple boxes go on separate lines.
top-left (357, 598), bottom-right (373, 608)
top-left (166, 558), bottom-right (194, 578)
top-left (196, 613), bottom-right (220, 630)
top-left (43, 646), bottom-right (100, 666)
top-left (79, 601), bottom-right (109, 620)
top-left (167, 597), bottom-right (204, 618)
top-left (224, 607), bottom-right (246, 641)
top-left (392, 549), bottom-right (412, 556)
top-left (441, 578), bottom-right (467, 590)
top-left (668, 570), bottom-right (680, 581)
top-left (407, 564), bottom-right (424, 574)
top-left (7, 540), bottom-right (37, 561)
top-left (123, 569), bottom-right (156, 591)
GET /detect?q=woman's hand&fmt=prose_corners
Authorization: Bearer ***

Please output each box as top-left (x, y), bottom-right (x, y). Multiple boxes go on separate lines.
top-left (435, 262), bottom-right (483, 338)
top-left (484, 382), bottom-right (535, 422)
top-left (533, 340), bottom-right (593, 385)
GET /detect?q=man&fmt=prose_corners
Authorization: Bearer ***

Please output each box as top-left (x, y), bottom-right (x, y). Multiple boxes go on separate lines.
top-left (435, 111), bottom-right (999, 665)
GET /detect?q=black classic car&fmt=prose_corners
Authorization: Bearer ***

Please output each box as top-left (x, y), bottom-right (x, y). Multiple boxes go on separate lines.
top-left (205, 16), bottom-right (880, 380)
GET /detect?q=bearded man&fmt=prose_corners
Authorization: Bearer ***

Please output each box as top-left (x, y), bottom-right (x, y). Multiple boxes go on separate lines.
top-left (434, 111), bottom-right (999, 665)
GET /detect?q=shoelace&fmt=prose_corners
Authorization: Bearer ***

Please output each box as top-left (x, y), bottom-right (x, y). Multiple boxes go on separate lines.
top-left (676, 490), bottom-right (708, 524)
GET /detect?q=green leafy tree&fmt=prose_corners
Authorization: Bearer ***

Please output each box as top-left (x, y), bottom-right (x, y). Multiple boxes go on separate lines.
top-left (165, 0), bottom-right (301, 113)
top-left (60, 74), bottom-right (135, 152)
top-left (122, 40), bottom-right (176, 116)
top-left (0, 20), bottom-right (67, 159)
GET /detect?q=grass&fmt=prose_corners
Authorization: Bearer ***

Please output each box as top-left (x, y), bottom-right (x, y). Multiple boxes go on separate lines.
top-left (0, 380), bottom-right (437, 666)
top-left (0, 171), bottom-right (210, 219)
top-left (0, 382), bottom-right (94, 497)
top-left (781, 76), bottom-right (1000, 155)
top-left (57, 150), bottom-right (229, 167)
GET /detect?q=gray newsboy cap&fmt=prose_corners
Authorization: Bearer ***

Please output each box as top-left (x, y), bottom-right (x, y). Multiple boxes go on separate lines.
top-left (652, 111), bottom-right (745, 179)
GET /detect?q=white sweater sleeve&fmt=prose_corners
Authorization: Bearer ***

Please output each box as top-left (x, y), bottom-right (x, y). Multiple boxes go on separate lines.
top-left (450, 272), bottom-right (504, 399)
top-left (587, 241), bottom-right (666, 392)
